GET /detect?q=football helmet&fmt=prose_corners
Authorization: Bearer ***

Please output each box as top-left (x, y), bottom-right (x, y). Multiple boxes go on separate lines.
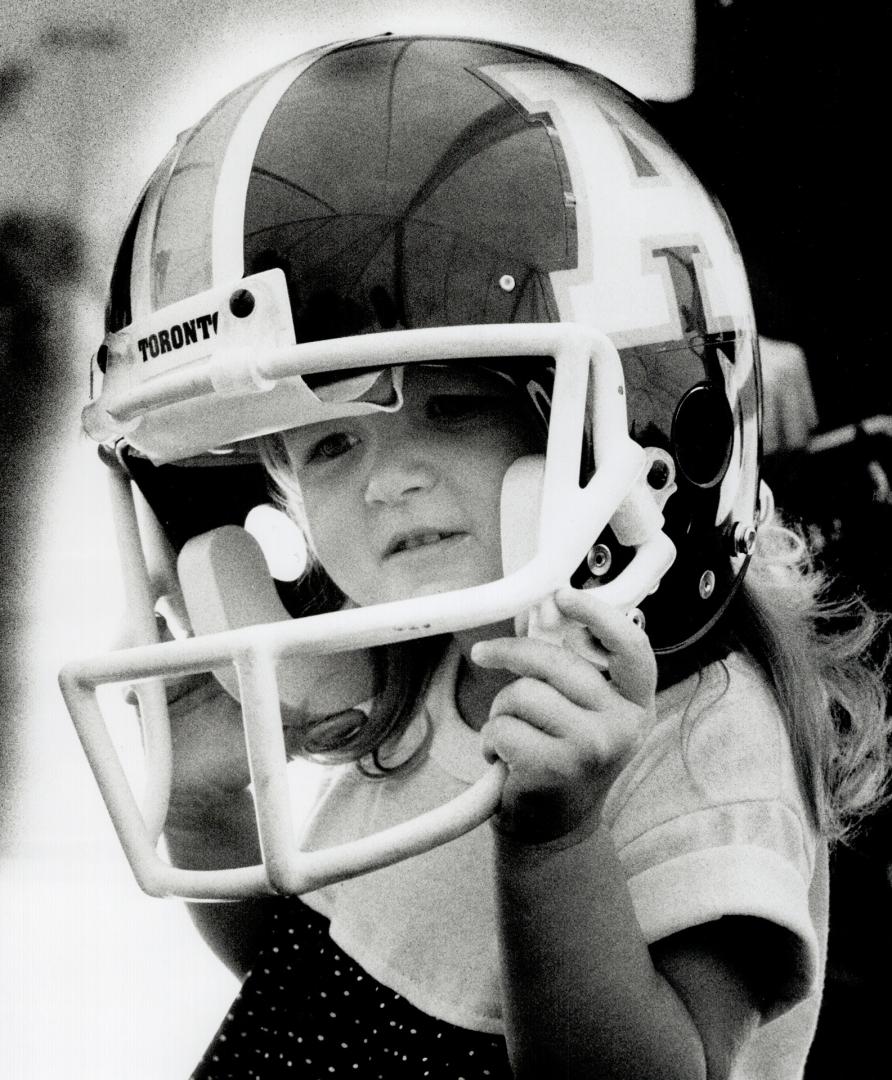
top-left (60, 35), bottom-right (762, 899)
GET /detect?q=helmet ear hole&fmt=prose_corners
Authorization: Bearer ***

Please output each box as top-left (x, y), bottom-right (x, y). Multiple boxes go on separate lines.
top-left (671, 384), bottom-right (734, 489)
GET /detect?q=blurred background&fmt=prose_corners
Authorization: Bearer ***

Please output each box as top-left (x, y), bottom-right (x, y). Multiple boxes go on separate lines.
top-left (0, 1), bottom-right (888, 1077)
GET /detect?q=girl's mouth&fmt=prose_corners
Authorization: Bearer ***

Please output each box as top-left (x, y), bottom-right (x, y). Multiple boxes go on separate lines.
top-left (386, 530), bottom-right (465, 556)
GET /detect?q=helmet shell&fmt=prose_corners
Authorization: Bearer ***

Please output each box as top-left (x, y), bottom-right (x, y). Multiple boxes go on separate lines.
top-left (94, 35), bottom-right (761, 656)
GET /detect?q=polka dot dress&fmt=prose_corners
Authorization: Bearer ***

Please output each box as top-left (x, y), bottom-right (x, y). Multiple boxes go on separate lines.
top-left (191, 900), bottom-right (513, 1079)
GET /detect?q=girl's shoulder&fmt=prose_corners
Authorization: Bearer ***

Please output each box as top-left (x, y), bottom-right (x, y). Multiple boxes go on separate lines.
top-left (607, 650), bottom-right (803, 829)
top-left (655, 648), bottom-right (779, 717)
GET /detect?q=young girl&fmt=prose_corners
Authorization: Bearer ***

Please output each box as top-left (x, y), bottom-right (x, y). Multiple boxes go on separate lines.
top-left (160, 359), bottom-right (886, 1080)
top-left (76, 35), bottom-right (888, 1080)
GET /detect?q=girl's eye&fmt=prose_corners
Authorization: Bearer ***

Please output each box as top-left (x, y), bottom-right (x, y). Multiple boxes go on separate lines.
top-left (306, 431), bottom-right (358, 463)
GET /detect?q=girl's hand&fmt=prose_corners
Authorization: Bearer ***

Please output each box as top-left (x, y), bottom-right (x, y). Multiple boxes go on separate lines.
top-left (165, 674), bottom-right (253, 807)
top-left (472, 588), bottom-right (657, 847)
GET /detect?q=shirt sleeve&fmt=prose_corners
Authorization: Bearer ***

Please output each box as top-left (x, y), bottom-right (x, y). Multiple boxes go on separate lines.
top-left (602, 655), bottom-right (821, 1020)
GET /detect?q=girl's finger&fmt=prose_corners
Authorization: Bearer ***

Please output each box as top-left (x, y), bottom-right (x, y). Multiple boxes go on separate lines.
top-left (471, 635), bottom-right (612, 711)
top-left (490, 676), bottom-right (643, 765)
top-left (553, 587), bottom-right (646, 652)
top-left (487, 675), bottom-right (605, 743)
top-left (480, 711), bottom-right (557, 768)
top-left (553, 588), bottom-right (657, 706)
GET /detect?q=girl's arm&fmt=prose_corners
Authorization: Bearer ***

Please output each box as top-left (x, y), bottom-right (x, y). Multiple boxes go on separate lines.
top-left (474, 590), bottom-right (766, 1079)
top-left (161, 647), bottom-right (377, 976)
top-left (493, 824), bottom-right (763, 1080)
top-left (162, 675), bottom-right (273, 977)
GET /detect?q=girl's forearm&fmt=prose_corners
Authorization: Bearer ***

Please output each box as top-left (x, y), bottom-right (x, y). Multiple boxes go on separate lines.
top-left (493, 821), bottom-right (708, 1080)
top-left (164, 790), bottom-right (271, 976)
top-left (164, 786), bottom-right (261, 871)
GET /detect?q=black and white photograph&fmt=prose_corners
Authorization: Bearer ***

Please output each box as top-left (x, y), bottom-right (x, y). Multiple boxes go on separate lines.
top-left (2, 2), bottom-right (889, 1077)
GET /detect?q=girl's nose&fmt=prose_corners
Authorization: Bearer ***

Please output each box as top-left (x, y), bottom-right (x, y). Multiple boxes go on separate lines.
top-left (363, 444), bottom-right (438, 506)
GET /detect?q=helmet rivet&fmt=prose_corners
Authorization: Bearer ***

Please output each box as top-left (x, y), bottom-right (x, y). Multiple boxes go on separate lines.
top-left (498, 274), bottom-right (516, 293)
top-left (229, 288), bottom-right (255, 318)
top-left (730, 522), bottom-right (757, 556)
top-left (699, 569), bottom-right (716, 600)
top-left (586, 542), bottom-right (613, 577)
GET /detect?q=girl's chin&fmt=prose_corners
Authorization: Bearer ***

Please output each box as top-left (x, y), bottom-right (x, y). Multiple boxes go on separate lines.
top-left (371, 581), bottom-right (477, 604)
top-left (355, 572), bottom-right (499, 607)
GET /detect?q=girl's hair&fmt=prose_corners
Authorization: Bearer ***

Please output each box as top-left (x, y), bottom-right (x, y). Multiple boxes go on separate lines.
top-left (727, 513), bottom-right (890, 844)
top-left (260, 428), bottom-right (890, 834)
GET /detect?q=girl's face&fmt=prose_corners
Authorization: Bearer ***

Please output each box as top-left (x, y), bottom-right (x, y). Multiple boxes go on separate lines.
top-left (280, 365), bottom-right (541, 606)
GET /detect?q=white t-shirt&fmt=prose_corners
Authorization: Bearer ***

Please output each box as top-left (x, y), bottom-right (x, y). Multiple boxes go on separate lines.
top-left (298, 643), bottom-right (827, 1079)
